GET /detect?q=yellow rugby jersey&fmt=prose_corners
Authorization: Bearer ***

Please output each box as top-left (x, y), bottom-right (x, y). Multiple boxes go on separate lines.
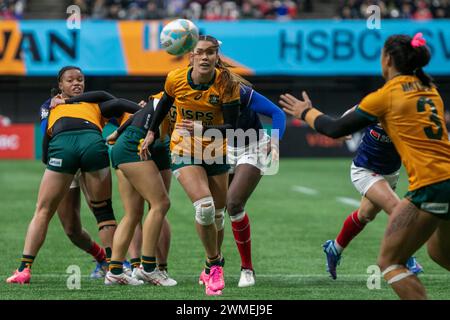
top-left (47, 102), bottom-right (105, 136)
top-left (164, 67), bottom-right (240, 159)
top-left (117, 112), bottom-right (132, 126)
top-left (357, 75), bottom-right (450, 191)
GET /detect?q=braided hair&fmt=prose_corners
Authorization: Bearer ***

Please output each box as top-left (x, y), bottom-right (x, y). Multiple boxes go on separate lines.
top-left (383, 34), bottom-right (433, 87)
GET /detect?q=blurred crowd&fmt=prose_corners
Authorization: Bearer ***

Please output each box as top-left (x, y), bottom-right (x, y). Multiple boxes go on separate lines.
top-left (2, 0), bottom-right (449, 20)
top-left (338, 0), bottom-right (450, 19)
top-left (0, 0), bottom-right (25, 19)
top-left (72, 0), bottom-right (310, 20)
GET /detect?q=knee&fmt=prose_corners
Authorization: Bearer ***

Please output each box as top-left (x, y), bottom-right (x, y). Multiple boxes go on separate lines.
top-left (34, 202), bottom-right (53, 222)
top-left (226, 196), bottom-right (245, 216)
top-left (160, 197), bottom-right (171, 214)
top-left (90, 198), bottom-right (117, 230)
top-left (193, 196), bottom-right (215, 226)
top-left (61, 221), bottom-right (79, 240)
top-left (359, 212), bottom-right (376, 224)
top-left (64, 225), bottom-right (82, 240)
top-left (152, 197), bottom-right (171, 217)
top-left (427, 243), bottom-right (445, 267)
top-left (427, 250), bottom-right (440, 266)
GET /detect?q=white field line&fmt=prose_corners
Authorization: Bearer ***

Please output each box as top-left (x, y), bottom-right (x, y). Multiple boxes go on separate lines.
top-left (336, 197), bottom-right (360, 207)
top-left (291, 186), bottom-right (360, 208)
top-left (292, 186), bottom-right (319, 196)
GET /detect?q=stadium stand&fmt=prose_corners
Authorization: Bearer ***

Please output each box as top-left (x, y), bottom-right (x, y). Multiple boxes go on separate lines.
top-left (0, 0), bottom-right (26, 19)
top-left (338, 0), bottom-right (450, 19)
top-left (11, 0), bottom-right (449, 21)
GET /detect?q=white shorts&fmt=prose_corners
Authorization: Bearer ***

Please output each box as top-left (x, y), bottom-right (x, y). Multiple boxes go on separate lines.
top-left (227, 133), bottom-right (271, 174)
top-left (350, 162), bottom-right (400, 196)
top-left (70, 170), bottom-right (81, 189)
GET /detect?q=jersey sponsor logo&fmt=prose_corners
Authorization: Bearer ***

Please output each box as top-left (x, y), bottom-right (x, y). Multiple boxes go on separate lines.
top-left (209, 94), bottom-right (220, 105)
top-left (180, 108), bottom-right (214, 122)
top-left (144, 114), bottom-right (152, 130)
top-left (41, 108), bottom-right (49, 120)
top-left (49, 157), bottom-right (62, 167)
top-left (369, 129), bottom-right (392, 143)
top-left (421, 202), bottom-right (449, 214)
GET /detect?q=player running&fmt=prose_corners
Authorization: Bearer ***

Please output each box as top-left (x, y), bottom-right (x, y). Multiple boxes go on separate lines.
top-left (199, 85), bottom-right (286, 288)
top-left (139, 35), bottom-right (243, 295)
top-left (280, 33), bottom-right (450, 299)
top-left (322, 115), bottom-right (423, 279)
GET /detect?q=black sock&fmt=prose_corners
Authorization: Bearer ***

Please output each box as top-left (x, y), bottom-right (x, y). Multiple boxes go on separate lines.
top-left (105, 247), bottom-right (112, 265)
top-left (109, 260), bottom-right (123, 275)
top-left (18, 255), bottom-right (35, 272)
top-left (205, 254), bottom-right (221, 275)
top-left (141, 256), bottom-right (156, 273)
top-left (130, 258), bottom-right (141, 270)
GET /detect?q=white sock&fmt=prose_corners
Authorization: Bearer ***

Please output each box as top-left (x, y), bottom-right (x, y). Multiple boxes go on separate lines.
top-left (334, 240), bottom-right (344, 254)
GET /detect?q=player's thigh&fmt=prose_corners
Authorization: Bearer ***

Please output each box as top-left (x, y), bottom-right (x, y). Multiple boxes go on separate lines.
top-left (227, 163), bottom-right (262, 205)
top-left (378, 199), bottom-right (440, 267)
top-left (37, 169), bottom-right (74, 214)
top-left (364, 179), bottom-right (400, 215)
top-left (119, 161), bottom-right (169, 210)
top-left (82, 167), bottom-right (112, 201)
top-left (175, 165), bottom-right (211, 202)
top-left (427, 219), bottom-right (450, 262)
top-left (160, 169), bottom-right (172, 193)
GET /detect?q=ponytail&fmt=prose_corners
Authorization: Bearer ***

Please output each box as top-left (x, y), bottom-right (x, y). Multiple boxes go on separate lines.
top-left (216, 58), bottom-right (250, 100)
top-left (414, 68), bottom-right (433, 88)
top-left (384, 34), bottom-right (434, 87)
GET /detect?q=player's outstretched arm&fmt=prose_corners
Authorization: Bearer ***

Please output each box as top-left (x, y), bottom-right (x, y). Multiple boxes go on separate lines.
top-left (250, 91), bottom-right (286, 139)
top-left (279, 91), bottom-right (375, 138)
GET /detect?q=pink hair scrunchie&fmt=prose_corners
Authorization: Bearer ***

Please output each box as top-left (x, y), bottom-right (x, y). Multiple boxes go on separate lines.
top-left (411, 33), bottom-right (426, 48)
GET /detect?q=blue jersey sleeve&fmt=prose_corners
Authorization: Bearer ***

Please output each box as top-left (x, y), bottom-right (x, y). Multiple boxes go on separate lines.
top-left (249, 91), bottom-right (286, 139)
top-left (239, 85), bottom-right (253, 108)
top-left (40, 98), bottom-right (51, 134)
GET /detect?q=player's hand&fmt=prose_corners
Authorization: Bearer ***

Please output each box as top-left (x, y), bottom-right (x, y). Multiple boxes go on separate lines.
top-left (50, 94), bottom-right (65, 109)
top-left (175, 119), bottom-right (203, 135)
top-left (342, 135), bottom-right (352, 141)
top-left (138, 100), bottom-right (146, 108)
top-left (106, 130), bottom-right (119, 145)
top-left (139, 131), bottom-right (155, 161)
top-left (279, 91), bottom-right (313, 119)
top-left (270, 141), bottom-right (279, 163)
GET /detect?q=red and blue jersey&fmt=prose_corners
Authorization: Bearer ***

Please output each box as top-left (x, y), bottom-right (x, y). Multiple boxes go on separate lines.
top-left (235, 85), bottom-right (286, 146)
top-left (353, 124), bottom-right (401, 175)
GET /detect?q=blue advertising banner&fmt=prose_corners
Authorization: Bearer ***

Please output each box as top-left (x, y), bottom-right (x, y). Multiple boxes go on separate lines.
top-left (1, 20), bottom-right (449, 76)
top-left (18, 20), bottom-right (127, 76)
top-left (202, 20), bottom-right (450, 75)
